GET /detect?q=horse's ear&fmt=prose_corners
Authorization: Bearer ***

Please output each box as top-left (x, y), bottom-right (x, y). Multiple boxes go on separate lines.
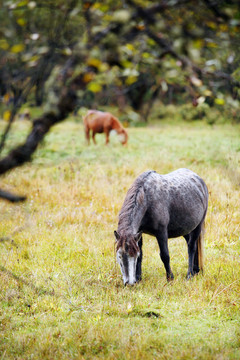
top-left (114, 230), bottom-right (120, 241)
top-left (134, 232), bottom-right (142, 243)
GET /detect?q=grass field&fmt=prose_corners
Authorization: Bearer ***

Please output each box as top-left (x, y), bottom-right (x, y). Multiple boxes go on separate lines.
top-left (0, 113), bottom-right (240, 359)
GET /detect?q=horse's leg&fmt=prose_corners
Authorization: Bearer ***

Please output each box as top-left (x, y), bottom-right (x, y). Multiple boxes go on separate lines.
top-left (136, 236), bottom-right (143, 282)
top-left (193, 245), bottom-right (200, 274)
top-left (85, 126), bottom-right (90, 145)
top-left (184, 233), bottom-right (199, 274)
top-left (105, 129), bottom-right (110, 145)
top-left (92, 131), bottom-right (97, 144)
top-left (156, 228), bottom-right (174, 281)
top-left (186, 223), bottom-right (202, 279)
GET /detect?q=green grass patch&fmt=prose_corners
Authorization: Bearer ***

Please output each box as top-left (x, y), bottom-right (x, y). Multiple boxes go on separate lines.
top-left (0, 114), bottom-right (240, 359)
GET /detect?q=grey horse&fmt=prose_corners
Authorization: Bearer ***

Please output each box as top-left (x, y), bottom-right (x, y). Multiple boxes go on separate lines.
top-left (114, 168), bottom-right (208, 285)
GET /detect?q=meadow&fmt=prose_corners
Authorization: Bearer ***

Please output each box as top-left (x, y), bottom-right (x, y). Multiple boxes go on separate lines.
top-left (0, 109), bottom-right (240, 359)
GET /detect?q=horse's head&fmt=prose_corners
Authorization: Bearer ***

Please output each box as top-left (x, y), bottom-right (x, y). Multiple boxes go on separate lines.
top-left (114, 230), bottom-right (142, 285)
top-left (118, 128), bottom-right (128, 145)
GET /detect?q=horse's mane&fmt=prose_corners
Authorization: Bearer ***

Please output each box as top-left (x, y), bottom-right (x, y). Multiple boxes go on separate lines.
top-left (118, 171), bottom-right (154, 234)
top-left (111, 115), bottom-right (121, 125)
top-left (116, 171), bottom-right (154, 255)
top-left (111, 115), bottom-right (125, 130)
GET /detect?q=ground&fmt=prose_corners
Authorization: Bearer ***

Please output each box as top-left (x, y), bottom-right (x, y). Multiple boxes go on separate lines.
top-left (0, 114), bottom-right (240, 359)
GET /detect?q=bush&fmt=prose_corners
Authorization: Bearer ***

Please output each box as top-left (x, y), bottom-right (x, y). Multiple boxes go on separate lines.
top-left (150, 101), bottom-right (240, 125)
top-left (151, 104), bottom-right (178, 121)
top-left (222, 105), bottom-right (240, 124)
top-left (179, 103), bottom-right (210, 121)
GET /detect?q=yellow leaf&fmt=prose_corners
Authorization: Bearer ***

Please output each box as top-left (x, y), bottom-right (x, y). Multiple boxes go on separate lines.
top-left (142, 52), bottom-right (150, 59)
top-left (136, 24), bottom-right (145, 31)
top-left (99, 63), bottom-right (109, 72)
top-left (11, 44), bottom-right (25, 53)
top-left (62, 47), bottom-right (72, 56)
top-left (207, 21), bottom-right (217, 29)
top-left (83, 73), bottom-right (94, 83)
top-left (17, 0), bottom-right (28, 6)
top-left (215, 98), bottom-right (225, 105)
top-left (121, 60), bottom-right (133, 69)
top-left (126, 43), bottom-right (134, 51)
top-left (92, 3), bottom-right (101, 9)
top-left (207, 42), bottom-right (218, 48)
top-left (87, 58), bottom-right (102, 69)
top-left (219, 24), bottom-right (228, 32)
top-left (17, 18), bottom-right (27, 26)
top-left (0, 39), bottom-right (9, 50)
top-left (193, 39), bottom-right (204, 49)
top-left (125, 76), bottom-right (137, 85)
top-left (3, 110), bottom-right (11, 122)
top-left (3, 93), bottom-right (11, 103)
top-left (98, 5), bottom-right (109, 12)
top-left (87, 82), bottom-right (102, 93)
top-left (147, 38), bottom-right (156, 46)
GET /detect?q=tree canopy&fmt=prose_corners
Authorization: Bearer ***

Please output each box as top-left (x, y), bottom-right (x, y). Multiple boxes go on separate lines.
top-left (0, 0), bottom-right (240, 199)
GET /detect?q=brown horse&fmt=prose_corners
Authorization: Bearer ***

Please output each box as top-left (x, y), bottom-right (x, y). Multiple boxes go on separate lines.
top-left (83, 110), bottom-right (128, 145)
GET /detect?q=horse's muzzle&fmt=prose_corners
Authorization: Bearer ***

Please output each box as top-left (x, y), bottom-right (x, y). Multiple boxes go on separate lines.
top-left (124, 280), bottom-right (136, 286)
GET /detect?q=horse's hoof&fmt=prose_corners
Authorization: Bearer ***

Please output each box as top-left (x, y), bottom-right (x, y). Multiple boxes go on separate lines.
top-left (167, 274), bottom-right (174, 282)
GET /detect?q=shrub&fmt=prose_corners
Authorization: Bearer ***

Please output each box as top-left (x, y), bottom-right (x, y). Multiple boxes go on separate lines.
top-left (179, 103), bottom-right (210, 121)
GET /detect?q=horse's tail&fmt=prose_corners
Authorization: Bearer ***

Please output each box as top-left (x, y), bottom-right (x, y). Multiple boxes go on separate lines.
top-left (198, 220), bottom-right (205, 272)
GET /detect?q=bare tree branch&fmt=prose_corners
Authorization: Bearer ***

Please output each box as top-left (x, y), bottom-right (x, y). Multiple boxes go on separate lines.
top-left (0, 189), bottom-right (26, 202)
top-left (126, 0), bottom-right (192, 24)
top-left (0, 0), bottom-right (78, 156)
top-left (202, 0), bottom-right (230, 21)
top-left (0, 72), bottom-right (89, 177)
